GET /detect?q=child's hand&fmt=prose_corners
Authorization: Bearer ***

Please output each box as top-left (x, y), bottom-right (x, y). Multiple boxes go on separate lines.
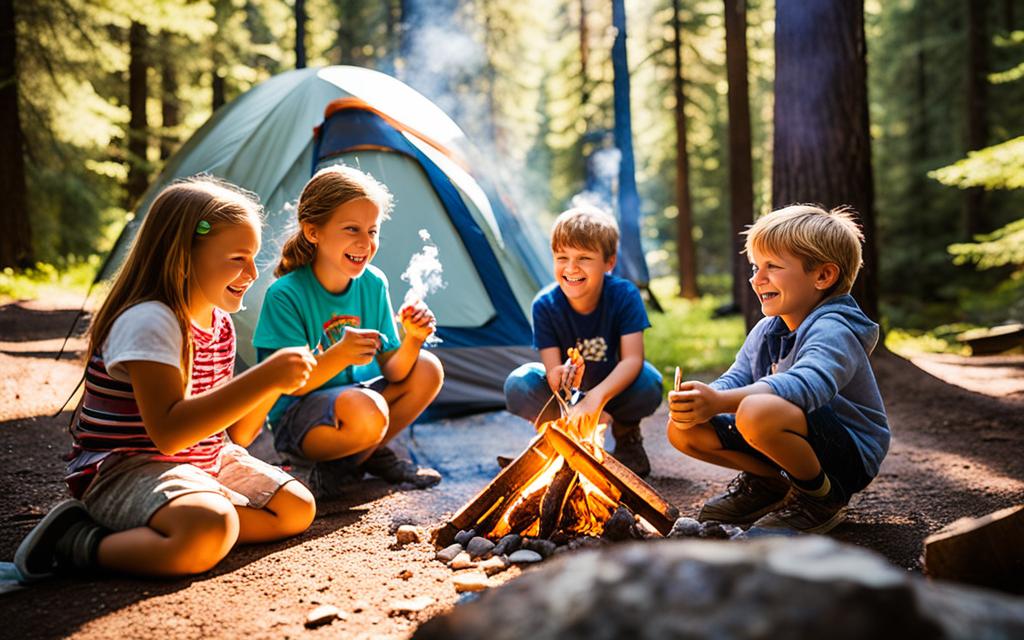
top-left (546, 363), bottom-right (581, 396)
top-left (668, 381), bottom-right (720, 428)
top-left (263, 346), bottom-right (317, 393)
top-left (399, 299), bottom-right (436, 343)
top-left (568, 393), bottom-right (603, 422)
top-left (331, 327), bottom-right (381, 366)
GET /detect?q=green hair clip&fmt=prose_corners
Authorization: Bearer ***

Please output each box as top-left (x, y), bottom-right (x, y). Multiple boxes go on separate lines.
top-left (195, 220), bottom-right (212, 235)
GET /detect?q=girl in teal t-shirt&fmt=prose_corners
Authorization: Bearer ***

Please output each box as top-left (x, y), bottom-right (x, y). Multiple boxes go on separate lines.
top-left (253, 165), bottom-right (443, 493)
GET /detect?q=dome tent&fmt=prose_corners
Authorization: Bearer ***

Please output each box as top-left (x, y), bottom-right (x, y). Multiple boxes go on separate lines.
top-left (105, 66), bottom-right (551, 417)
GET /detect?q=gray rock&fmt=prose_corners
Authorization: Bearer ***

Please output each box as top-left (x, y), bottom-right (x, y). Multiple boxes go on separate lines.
top-left (522, 538), bottom-right (557, 558)
top-left (667, 516), bottom-right (702, 538)
top-left (492, 534), bottom-right (522, 557)
top-left (478, 555), bottom-right (510, 576)
top-left (412, 537), bottom-right (1024, 640)
top-left (602, 506), bottom-right (636, 541)
top-left (435, 543), bottom-right (463, 563)
top-left (567, 535), bottom-right (605, 551)
top-left (698, 522), bottom-right (730, 539)
top-left (508, 549), bottom-right (543, 564)
top-left (454, 529), bottom-right (476, 547)
top-left (304, 604), bottom-right (341, 628)
top-left (466, 536), bottom-right (496, 559)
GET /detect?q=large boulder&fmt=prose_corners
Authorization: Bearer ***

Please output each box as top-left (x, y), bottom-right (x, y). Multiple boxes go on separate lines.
top-left (414, 537), bottom-right (1024, 640)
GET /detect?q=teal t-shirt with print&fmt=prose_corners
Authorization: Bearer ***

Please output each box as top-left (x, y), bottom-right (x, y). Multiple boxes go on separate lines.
top-left (253, 263), bottom-right (401, 425)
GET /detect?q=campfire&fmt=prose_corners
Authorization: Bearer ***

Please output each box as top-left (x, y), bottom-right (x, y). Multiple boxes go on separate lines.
top-left (434, 384), bottom-right (678, 548)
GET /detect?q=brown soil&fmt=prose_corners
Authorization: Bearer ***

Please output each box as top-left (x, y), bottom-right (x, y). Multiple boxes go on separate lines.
top-left (1, 298), bottom-right (1022, 639)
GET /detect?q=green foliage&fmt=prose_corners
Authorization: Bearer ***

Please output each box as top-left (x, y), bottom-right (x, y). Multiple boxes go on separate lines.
top-left (930, 136), bottom-right (1024, 190)
top-left (884, 324), bottom-right (972, 356)
top-left (948, 218), bottom-right (1024, 269)
top-left (644, 276), bottom-right (745, 392)
top-left (0, 256), bottom-right (102, 301)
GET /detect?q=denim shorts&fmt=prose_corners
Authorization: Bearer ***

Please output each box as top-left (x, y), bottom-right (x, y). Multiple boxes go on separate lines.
top-left (273, 377), bottom-right (389, 459)
top-left (710, 406), bottom-right (873, 502)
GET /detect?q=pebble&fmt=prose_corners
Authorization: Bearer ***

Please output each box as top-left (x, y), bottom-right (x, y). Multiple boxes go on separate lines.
top-left (668, 516), bottom-right (703, 538)
top-left (508, 549), bottom-right (543, 564)
top-left (395, 525), bottom-right (421, 545)
top-left (454, 529), bottom-right (476, 546)
top-left (397, 569), bottom-right (413, 580)
top-left (602, 506), bottom-right (636, 541)
top-left (450, 551), bottom-right (476, 569)
top-left (477, 555), bottom-right (509, 576)
top-left (452, 571), bottom-right (490, 593)
top-left (466, 536), bottom-right (496, 559)
top-left (304, 604), bottom-right (342, 628)
top-left (388, 596), bottom-right (434, 615)
top-left (492, 533), bottom-right (522, 556)
top-left (436, 543), bottom-right (463, 563)
top-left (698, 522), bottom-right (730, 539)
top-left (522, 538), bottom-right (556, 558)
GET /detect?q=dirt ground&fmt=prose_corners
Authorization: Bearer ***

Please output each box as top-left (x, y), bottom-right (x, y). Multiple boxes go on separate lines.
top-left (1, 297), bottom-right (1022, 639)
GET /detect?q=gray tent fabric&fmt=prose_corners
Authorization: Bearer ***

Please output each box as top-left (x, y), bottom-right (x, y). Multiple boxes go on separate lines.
top-left (104, 66), bottom-right (551, 415)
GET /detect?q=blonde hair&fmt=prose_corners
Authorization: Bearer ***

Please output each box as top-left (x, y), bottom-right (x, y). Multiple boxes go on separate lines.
top-left (550, 206), bottom-right (619, 261)
top-left (275, 164), bottom-right (394, 277)
top-left (744, 204), bottom-right (864, 295)
top-left (89, 177), bottom-right (263, 376)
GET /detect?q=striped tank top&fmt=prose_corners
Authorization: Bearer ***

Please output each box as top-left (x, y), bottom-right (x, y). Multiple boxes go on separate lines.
top-left (66, 308), bottom-right (236, 496)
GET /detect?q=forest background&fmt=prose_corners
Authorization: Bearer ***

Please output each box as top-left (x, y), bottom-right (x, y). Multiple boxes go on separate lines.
top-left (1, 0), bottom-right (1022, 356)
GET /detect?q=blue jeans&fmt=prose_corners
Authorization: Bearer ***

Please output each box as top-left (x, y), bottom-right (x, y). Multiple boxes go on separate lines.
top-left (504, 361), bottom-right (663, 426)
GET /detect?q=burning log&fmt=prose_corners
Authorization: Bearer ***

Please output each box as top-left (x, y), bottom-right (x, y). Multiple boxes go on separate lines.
top-left (542, 423), bottom-right (679, 536)
top-left (539, 463), bottom-right (577, 539)
top-left (433, 438), bottom-right (558, 547)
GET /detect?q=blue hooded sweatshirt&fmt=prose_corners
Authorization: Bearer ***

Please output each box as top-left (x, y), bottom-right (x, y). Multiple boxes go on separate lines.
top-left (710, 294), bottom-right (889, 478)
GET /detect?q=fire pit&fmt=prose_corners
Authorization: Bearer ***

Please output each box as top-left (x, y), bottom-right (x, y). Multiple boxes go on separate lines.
top-left (434, 410), bottom-right (679, 548)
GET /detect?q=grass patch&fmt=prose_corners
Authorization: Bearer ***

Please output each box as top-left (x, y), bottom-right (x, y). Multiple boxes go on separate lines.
top-left (645, 276), bottom-right (746, 393)
top-left (0, 256), bottom-right (100, 302)
top-left (885, 324), bottom-right (973, 357)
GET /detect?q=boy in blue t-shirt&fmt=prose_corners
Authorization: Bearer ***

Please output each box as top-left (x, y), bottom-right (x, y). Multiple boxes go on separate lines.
top-left (504, 206), bottom-right (663, 477)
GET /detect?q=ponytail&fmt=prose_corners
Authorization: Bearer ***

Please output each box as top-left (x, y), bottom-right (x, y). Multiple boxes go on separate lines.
top-left (275, 230), bottom-right (317, 277)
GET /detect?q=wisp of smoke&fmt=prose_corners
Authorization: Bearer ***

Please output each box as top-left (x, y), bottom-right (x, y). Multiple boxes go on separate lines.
top-left (401, 229), bottom-right (446, 345)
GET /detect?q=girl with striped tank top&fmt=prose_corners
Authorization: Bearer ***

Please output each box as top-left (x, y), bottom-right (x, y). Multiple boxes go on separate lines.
top-left (14, 177), bottom-right (318, 580)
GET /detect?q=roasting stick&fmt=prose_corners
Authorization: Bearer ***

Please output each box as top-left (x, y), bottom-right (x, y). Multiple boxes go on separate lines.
top-left (674, 366), bottom-right (682, 392)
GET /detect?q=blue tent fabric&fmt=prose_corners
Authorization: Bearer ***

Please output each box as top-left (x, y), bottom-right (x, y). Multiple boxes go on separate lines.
top-left (314, 107), bottom-right (533, 348)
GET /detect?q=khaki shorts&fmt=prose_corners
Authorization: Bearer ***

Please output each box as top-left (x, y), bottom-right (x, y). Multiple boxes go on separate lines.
top-left (82, 444), bottom-right (296, 531)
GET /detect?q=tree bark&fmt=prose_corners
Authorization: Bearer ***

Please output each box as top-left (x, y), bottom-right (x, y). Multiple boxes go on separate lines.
top-left (0, 0), bottom-right (30, 268)
top-left (296, 0), bottom-right (307, 69)
top-left (159, 32), bottom-right (179, 162)
top-left (580, 0), bottom-right (589, 107)
top-left (963, 0), bottom-right (988, 237)
top-left (126, 21), bottom-right (149, 208)
top-left (772, 0), bottom-right (878, 320)
top-left (724, 0), bottom-right (757, 326)
top-left (672, 0), bottom-right (698, 299)
top-left (611, 0), bottom-right (649, 287)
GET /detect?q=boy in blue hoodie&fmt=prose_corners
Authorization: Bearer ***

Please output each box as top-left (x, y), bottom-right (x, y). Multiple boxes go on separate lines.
top-left (667, 205), bottom-right (888, 533)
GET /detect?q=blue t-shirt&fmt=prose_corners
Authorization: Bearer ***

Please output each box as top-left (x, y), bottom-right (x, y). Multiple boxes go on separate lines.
top-left (532, 274), bottom-right (650, 391)
top-left (253, 264), bottom-right (401, 425)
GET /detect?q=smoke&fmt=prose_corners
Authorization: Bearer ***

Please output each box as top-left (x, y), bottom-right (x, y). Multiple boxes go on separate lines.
top-left (571, 147), bottom-right (621, 215)
top-left (401, 229), bottom-right (446, 345)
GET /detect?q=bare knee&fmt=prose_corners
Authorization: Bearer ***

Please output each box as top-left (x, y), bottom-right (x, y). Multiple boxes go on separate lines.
top-left (735, 395), bottom-right (793, 446)
top-left (268, 481), bottom-right (316, 536)
top-left (336, 389), bottom-right (389, 450)
top-left (666, 421), bottom-right (704, 455)
top-left (153, 493), bottom-right (239, 575)
top-left (411, 350), bottom-right (444, 394)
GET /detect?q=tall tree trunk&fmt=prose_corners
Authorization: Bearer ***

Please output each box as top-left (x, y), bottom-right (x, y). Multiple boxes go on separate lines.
top-left (610, 0), bottom-right (649, 287)
top-left (1004, 0), bottom-right (1015, 31)
top-left (724, 0), bottom-right (757, 326)
top-left (0, 0), bottom-right (30, 268)
top-left (671, 0), bottom-right (698, 299)
top-left (126, 21), bottom-right (149, 208)
top-left (159, 32), bottom-right (179, 161)
top-left (336, 0), bottom-right (349, 65)
top-left (964, 0), bottom-right (988, 237)
top-left (296, 0), bottom-right (307, 69)
top-left (212, 0), bottom-right (228, 111)
top-left (772, 0), bottom-right (878, 320)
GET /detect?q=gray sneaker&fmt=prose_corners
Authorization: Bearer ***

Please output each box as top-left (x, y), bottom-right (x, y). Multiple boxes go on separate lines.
top-left (361, 446), bottom-right (442, 489)
top-left (698, 472), bottom-right (791, 524)
top-left (309, 458), bottom-right (365, 499)
top-left (751, 484), bottom-right (848, 534)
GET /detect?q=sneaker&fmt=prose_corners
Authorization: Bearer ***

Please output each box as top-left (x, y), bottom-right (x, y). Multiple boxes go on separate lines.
top-left (698, 472), bottom-right (791, 524)
top-left (309, 458), bottom-right (365, 499)
top-left (751, 484), bottom-right (848, 534)
top-left (14, 500), bottom-right (97, 582)
top-left (361, 446), bottom-right (441, 489)
top-left (612, 428), bottom-right (651, 478)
